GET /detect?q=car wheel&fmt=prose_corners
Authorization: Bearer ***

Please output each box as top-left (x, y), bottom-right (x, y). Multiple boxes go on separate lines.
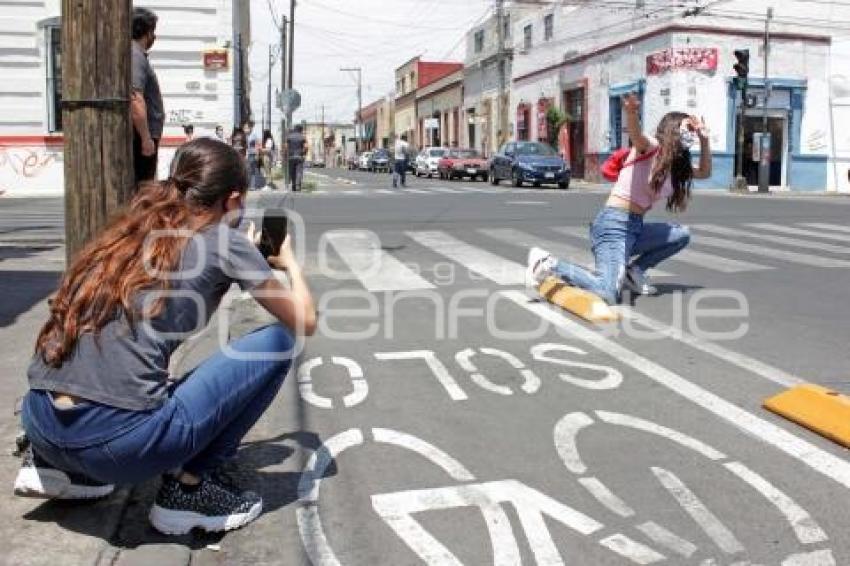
top-left (512, 169), bottom-right (523, 187)
top-left (490, 169), bottom-right (499, 185)
top-left (558, 180), bottom-right (570, 190)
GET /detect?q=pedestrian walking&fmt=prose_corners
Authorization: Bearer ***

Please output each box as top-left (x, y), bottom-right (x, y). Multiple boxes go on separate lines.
top-left (244, 120), bottom-right (264, 190)
top-left (526, 93), bottom-right (712, 304)
top-left (182, 124), bottom-right (194, 143)
top-left (13, 138), bottom-right (317, 536)
top-left (392, 133), bottom-right (410, 188)
top-left (262, 129), bottom-right (276, 184)
top-left (214, 125), bottom-right (225, 141)
top-left (285, 124), bottom-right (307, 192)
top-left (130, 7), bottom-right (164, 185)
top-left (230, 127), bottom-right (247, 158)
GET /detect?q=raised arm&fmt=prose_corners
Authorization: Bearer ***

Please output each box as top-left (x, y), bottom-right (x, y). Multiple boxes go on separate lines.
top-left (689, 116), bottom-right (712, 179)
top-left (623, 93), bottom-right (651, 155)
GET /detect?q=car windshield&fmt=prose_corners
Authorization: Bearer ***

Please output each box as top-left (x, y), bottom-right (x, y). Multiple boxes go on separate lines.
top-left (429, 149), bottom-right (446, 158)
top-left (450, 149), bottom-right (480, 159)
top-left (374, 149), bottom-right (388, 157)
top-left (515, 142), bottom-right (556, 156)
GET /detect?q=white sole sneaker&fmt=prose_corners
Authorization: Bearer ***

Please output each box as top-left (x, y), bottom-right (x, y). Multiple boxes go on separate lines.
top-left (149, 500), bottom-right (263, 535)
top-left (525, 247), bottom-right (552, 289)
top-left (14, 467), bottom-right (114, 500)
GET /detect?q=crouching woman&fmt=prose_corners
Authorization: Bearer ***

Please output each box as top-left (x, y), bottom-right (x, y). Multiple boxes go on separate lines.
top-left (14, 138), bottom-right (316, 536)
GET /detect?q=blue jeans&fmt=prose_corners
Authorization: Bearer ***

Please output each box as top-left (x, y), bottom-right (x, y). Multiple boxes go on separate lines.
top-left (392, 160), bottom-right (407, 187)
top-left (22, 324), bottom-right (294, 484)
top-left (551, 207), bottom-right (690, 304)
top-left (247, 155), bottom-right (265, 189)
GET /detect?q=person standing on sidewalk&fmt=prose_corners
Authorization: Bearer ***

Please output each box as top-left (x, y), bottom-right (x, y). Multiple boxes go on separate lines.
top-left (285, 124), bottom-right (306, 192)
top-left (130, 7), bottom-right (164, 185)
top-left (13, 138), bottom-right (317, 536)
top-left (244, 120), bottom-right (264, 190)
top-left (392, 133), bottom-right (410, 188)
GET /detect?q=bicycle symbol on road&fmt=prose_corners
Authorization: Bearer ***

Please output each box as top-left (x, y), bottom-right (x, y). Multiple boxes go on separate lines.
top-left (296, 411), bottom-right (837, 565)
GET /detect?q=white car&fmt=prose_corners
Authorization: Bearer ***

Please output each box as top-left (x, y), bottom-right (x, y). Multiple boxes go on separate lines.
top-left (358, 152), bottom-right (373, 170)
top-left (415, 147), bottom-right (447, 178)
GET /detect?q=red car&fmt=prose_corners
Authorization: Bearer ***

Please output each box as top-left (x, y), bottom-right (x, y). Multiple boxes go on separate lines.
top-left (437, 149), bottom-right (489, 181)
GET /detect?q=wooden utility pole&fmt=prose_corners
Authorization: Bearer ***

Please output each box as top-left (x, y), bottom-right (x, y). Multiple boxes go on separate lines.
top-left (62, 0), bottom-right (133, 261)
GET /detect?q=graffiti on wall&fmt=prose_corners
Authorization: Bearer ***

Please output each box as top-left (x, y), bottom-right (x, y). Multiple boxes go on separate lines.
top-left (0, 147), bottom-right (60, 178)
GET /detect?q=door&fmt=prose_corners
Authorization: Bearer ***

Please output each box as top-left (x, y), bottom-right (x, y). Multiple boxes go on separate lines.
top-left (736, 113), bottom-right (787, 187)
top-left (565, 88), bottom-right (586, 178)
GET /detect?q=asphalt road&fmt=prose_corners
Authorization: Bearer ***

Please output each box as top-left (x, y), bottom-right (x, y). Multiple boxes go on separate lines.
top-left (2, 174), bottom-right (850, 565)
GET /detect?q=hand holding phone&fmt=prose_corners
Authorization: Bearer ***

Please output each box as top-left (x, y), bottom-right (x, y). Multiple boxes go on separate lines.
top-left (258, 208), bottom-right (288, 259)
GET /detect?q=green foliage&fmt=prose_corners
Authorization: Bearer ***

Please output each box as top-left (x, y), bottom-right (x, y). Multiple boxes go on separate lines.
top-left (545, 106), bottom-right (570, 148)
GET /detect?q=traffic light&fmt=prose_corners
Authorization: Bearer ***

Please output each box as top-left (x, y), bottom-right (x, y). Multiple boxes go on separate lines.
top-left (733, 49), bottom-right (749, 77)
top-left (733, 49), bottom-right (749, 90)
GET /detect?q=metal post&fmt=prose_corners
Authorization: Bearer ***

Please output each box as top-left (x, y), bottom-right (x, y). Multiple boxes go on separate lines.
top-left (285, 0), bottom-right (295, 133)
top-left (496, 0), bottom-right (507, 150)
top-left (758, 7), bottom-right (773, 193)
top-left (341, 67), bottom-right (362, 153)
top-left (267, 44), bottom-right (274, 131)
top-left (280, 15), bottom-right (288, 188)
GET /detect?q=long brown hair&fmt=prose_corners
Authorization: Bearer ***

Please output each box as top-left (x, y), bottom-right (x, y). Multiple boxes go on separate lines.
top-left (649, 111), bottom-right (693, 213)
top-left (36, 138), bottom-right (247, 366)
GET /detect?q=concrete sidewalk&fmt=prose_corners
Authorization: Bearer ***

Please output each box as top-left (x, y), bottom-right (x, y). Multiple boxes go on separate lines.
top-left (0, 239), bottom-right (289, 565)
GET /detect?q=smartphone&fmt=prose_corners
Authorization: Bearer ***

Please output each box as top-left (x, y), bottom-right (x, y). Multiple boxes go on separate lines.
top-left (258, 208), bottom-right (288, 258)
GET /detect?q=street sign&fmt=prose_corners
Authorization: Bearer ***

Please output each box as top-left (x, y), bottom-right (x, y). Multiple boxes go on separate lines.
top-left (278, 89), bottom-right (301, 113)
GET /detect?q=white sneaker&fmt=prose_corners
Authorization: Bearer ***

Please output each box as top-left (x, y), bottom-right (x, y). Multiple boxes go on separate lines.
top-left (526, 247), bottom-right (555, 289)
top-left (624, 265), bottom-right (658, 296)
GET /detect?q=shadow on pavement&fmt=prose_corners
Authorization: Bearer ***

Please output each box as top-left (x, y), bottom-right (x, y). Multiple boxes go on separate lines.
top-left (0, 267), bottom-right (61, 328)
top-left (20, 430), bottom-right (334, 552)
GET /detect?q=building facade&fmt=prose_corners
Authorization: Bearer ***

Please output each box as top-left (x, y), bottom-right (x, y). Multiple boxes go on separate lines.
top-left (393, 57), bottom-right (463, 152)
top-left (416, 69), bottom-right (463, 149)
top-left (511, 0), bottom-right (849, 190)
top-left (303, 122), bottom-right (355, 167)
top-left (375, 96), bottom-right (394, 149)
top-left (357, 98), bottom-right (383, 151)
top-left (0, 0), bottom-right (251, 197)
top-left (463, 3), bottom-right (539, 157)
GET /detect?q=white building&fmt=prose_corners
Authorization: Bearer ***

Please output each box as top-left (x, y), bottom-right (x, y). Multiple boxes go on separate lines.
top-left (510, 0), bottom-right (850, 191)
top-left (0, 0), bottom-right (251, 197)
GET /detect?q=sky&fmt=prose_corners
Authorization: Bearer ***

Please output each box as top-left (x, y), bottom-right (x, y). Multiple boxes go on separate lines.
top-left (248, 0), bottom-right (494, 129)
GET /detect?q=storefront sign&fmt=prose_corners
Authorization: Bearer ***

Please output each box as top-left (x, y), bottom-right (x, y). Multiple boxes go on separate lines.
top-left (646, 48), bottom-right (718, 75)
top-left (202, 49), bottom-right (229, 71)
top-left (424, 118), bottom-right (439, 130)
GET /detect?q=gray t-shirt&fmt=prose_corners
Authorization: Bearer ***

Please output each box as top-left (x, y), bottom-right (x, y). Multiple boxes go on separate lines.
top-left (286, 131), bottom-right (306, 161)
top-left (28, 223), bottom-right (274, 411)
top-left (131, 42), bottom-right (164, 139)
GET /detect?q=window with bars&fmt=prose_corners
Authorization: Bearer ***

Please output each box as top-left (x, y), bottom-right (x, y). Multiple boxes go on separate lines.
top-left (544, 14), bottom-right (554, 41)
top-left (46, 25), bottom-right (62, 132)
top-left (474, 30), bottom-right (484, 53)
top-left (523, 24), bottom-right (532, 49)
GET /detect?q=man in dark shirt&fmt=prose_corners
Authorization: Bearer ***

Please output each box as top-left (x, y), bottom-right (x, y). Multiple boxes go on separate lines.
top-left (130, 8), bottom-right (164, 185)
top-left (285, 124), bottom-right (307, 192)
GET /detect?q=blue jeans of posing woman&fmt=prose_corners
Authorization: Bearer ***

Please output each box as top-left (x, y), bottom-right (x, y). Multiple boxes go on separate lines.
top-left (22, 324), bottom-right (294, 485)
top-left (551, 207), bottom-right (690, 304)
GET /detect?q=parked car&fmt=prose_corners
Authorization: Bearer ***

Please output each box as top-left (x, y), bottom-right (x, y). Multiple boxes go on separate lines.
top-left (489, 141), bottom-right (570, 189)
top-left (414, 147), bottom-right (447, 178)
top-left (437, 148), bottom-right (489, 181)
top-left (358, 151), bottom-right (373, 171)
top-left (369, 148), bottom-right (391, 172)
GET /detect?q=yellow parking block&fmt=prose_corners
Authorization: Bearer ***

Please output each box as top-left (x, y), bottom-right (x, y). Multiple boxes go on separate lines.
top-left (764, 385), bottom-right (850, 448)
top-left (538, 277), bottom-right (620, 323)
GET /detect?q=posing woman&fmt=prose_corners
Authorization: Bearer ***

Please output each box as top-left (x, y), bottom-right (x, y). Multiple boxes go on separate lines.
top-left (14, 138), bottom-right (316, 536)
top-left (526, 94), bottom-right (711, 303)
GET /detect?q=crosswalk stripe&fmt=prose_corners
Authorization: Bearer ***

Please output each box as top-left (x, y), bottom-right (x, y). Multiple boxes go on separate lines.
top-left (375, 189), bottom-right (398, 195)
top-left (692, 235), bottom-right (850, 268)
top-left (403, 188), bottom-right (432, 194)
top-left (429, 187), bottom-right (461, 194)
top-left (799, 222), bottom-right (850, 234)
top-left (746, 222), bottom-right (849, 243)
top-left (553, 226), bottom-right (774, 274)
top-left (325, 230), bottom-right (435, 292)
top-left (406, 231), bottom-right (524, 286)
top-left (693, 224), bottom-right (850, 255)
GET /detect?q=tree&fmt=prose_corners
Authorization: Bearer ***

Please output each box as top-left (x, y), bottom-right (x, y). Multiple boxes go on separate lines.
top-left (545, 106), bottom-right (570, 150)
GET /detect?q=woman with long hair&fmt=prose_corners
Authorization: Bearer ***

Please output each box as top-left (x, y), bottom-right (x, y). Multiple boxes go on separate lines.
top-left (526, 94), bottom-right (711, 303)
top-left (14, 138), bottom-right (316, 535)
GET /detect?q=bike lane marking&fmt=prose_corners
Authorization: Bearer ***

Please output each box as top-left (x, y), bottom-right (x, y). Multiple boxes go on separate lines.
top-left (501, 290), bottom-right (850, 490)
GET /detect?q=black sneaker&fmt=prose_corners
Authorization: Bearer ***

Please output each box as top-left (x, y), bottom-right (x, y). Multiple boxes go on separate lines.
top-left (13, 445), bottom-right (115, 500)
top-left (149, 474), bottom-right (263, 535)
